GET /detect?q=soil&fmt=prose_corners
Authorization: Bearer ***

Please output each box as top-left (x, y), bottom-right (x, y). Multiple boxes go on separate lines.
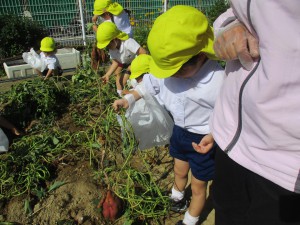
top-left (0, 77), bottom-right (215, 225)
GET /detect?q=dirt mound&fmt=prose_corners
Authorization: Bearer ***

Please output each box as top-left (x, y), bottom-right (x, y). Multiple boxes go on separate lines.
top-left (4, 161), bottom-right (101, 225)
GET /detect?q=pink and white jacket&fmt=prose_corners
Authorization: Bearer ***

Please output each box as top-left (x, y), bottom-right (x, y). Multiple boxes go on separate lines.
top-left (210, 0), bottom-right (300, 193)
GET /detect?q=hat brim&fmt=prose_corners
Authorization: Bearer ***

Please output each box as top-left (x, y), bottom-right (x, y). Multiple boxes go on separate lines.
top-left (93, 10), bottom-right (104, 15)
top-left (129, 72), bottom-right (142, 80)
top-left (149, 58), bottom-right (181, 79)
top-left (40, 47), bottom-right (55, 52)
top-left (201, 27), bottom-right (219, 60)
top-left (97, 41), bottom-right (109, 49)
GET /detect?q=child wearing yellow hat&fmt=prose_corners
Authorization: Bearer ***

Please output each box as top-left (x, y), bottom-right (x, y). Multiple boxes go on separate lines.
top-left (113, 5), bottom-right (225, 225)
top-left (96, 22), bottom-right (146, 96)
top-left (92, 0), bottom-right (132, 37)
top-left (114, 54), bottom-right (173, 150)
top-left (114, 54), bottom-right (163, 106)
top-left (121, 54), bottom-right (151, 94)
top-left (36, 37), bottom-right (63, 80)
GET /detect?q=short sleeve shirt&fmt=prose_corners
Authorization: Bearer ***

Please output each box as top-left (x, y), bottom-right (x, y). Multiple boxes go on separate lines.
top-left (109, 38), bottom-right (140, 64)
top-left (142, 60), bottom-right (225, 134)
top-left (40, 52), bottom-right (61, 70)
top-left (113, 11), bottom-right (133, 38)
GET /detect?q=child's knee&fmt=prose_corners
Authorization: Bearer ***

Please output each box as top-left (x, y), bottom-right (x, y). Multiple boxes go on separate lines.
top-left (191, 184), bottom-right (206, 197)
top-left (191, 179), bottom-right (207, 196)
top-left (174, 167), bottom-right (188, 179)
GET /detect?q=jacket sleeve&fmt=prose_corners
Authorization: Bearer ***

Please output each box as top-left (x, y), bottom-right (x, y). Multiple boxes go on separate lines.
top-left (213, 8), bottom-right (239, 37)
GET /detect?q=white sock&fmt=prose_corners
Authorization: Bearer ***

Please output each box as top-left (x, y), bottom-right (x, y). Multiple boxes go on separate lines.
top-left (117, 89), bottom-right (122, 97)
top-left (170, 186), bottom-right (184, 201)
top-left (183, 210), bottom-right (199, 225)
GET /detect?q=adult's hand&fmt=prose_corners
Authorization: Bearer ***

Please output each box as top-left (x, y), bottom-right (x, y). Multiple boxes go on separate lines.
top-left (214, 22), bottom-right (259, 70)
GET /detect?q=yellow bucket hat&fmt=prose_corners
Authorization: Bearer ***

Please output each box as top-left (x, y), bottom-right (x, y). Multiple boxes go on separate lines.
top-left (93, 0), bottom-right (123, 16)
top-left (147, 5), bottom-right (217, 78)
top-left (40, 37), bottom-right (55, 52)
top-left (96, 22), bottom-right (129, 49)
top-left (130, 54), bottom-right (151, 79)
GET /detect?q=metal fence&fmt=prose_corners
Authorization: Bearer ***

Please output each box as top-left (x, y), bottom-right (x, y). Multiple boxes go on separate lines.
top-left (0, 0), bottom-right (220, 47)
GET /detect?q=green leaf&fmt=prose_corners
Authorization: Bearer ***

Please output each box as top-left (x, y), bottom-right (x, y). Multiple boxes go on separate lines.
top-left (48, 181), bottom-right (66, 193)
top-left (91, 143), bottom-right (101, 149)
top-left (86, 23), bottom-right (94, 32)
top-left (34, 187), bottom-right (46, 200)
top-left (52, 137), bottom-right (59, 145)
top-left (123, 219), bottom-right (134, 225)
top-left (24, 199), bottom-right (32, 215)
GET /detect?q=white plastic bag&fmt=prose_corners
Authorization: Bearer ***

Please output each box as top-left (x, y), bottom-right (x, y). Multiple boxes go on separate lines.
top-left (125, 88), bottom-right (174, 150)
top-left (0, 128), bottom-right (9, 153)
top-left (22, 48), bottom-right (46, 72)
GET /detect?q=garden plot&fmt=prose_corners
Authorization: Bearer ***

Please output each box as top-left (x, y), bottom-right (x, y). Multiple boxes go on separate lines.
top-left (0, 64), bottom-right (214, 225)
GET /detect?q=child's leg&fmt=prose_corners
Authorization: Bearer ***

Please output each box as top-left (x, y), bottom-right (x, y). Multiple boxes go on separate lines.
top-left (178, 176), bottom-right (207, 225)
top-left (170, 158), bottom-right (190, 213)
top-left (188, 175), bottom-right (207, 217)
top-left (173, 158), bottom-right (190, 193)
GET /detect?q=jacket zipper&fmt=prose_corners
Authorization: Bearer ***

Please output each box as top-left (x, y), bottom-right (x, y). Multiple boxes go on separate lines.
top-left (224, 0), bottom-right (261, 154)
top-left (224, 59), bottom-right (260, 153)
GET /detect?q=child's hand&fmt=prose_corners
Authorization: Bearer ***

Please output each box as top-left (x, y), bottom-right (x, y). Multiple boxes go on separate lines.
top-left (112, 99), bottom-right (129, 111)
top-left (192, 133), bottom-right (214, 154)
top-left (92, 24), bottom-right (98, 32)
top-left (101, 74), bottom-right (110, 84)
top-left (11, 127), bottom-right (24, 136)
top-left (121, 90), bottom-right (131, 95)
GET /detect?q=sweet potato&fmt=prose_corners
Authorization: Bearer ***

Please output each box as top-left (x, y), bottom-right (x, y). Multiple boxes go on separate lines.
top-left (98, 190), bottom-right (124, 221)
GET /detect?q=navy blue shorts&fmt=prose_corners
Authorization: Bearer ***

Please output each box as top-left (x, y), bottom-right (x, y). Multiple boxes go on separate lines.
top-left (169, 125), bottom-right (216, 181)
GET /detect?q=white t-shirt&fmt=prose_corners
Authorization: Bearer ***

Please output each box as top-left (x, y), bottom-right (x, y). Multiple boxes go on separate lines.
top-left (109, 38), bottom-right (140, 64)
top-left (142, 60), bottom-right (225, 134)
top-left (40, 52), bottom-right (61, 70)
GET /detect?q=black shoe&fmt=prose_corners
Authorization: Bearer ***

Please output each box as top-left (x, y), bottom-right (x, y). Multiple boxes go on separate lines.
top-left (170, 198), bottom-right (188, 212)
top-left (175, 220), bottom-right (186, 225)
